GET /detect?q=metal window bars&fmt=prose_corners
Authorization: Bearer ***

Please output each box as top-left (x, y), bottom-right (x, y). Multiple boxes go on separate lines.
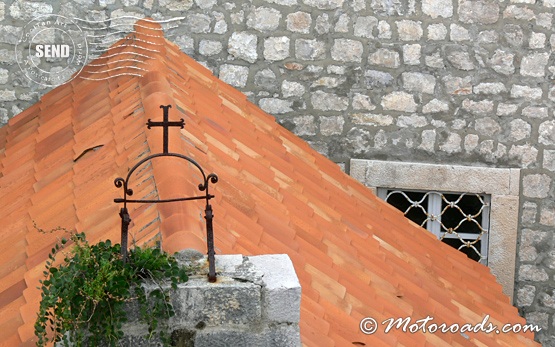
top-left (377, 189), bottom-right (490, 264)
top-left (114, 105), bottom-right (219, 282)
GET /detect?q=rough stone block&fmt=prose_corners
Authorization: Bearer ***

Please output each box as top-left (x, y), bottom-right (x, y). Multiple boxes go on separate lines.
top-left (397, 115), bottom-right (427, 128)
top-left (402, 72), bottom-right (435, 94)
top-left (423, 99), bottom-right (448, 113)
top-left (186, 13), bottom-right (211, 33)
top-left (427, 23), bottom-right (447, 40)
top-left (351, 113), bottom-right (393, 127)
top-left (320, 116), bottom-right (344, 136)
top-left (368, 48), bottom-right (400, 68)
top-left (247, 7), bottom-right (282, 32)
top-left (228, 32), bottom-right (258, 63)
top-left (377, 20), bottom-right (392, 39)
top-left (295, 39), bottom-right (326, 60)
top-left (504, 5), bottom-right (535, 20)
top-left (478, 30), bottom-right (499, 43)
top-left (282, 80), bottom-right (305, 98)
top-left (352, 93), bottom-right (376, 111)
top-left (260, 98), bottom-right (293, 114)
top-left (544, 150), bottom-right (555, 171)
top-left (249, 254), bottom-right (301, 323)
top-left (215, 254), bottom-right (245, 273)
top-left (450, 24), bottom-right (470, 41)
top-left (9, 0), bottom-right (52, 20)
top-left (255, 69), bottom-right (278, 91)
top-left (364, 70), bottom-right (394, 88)
top-left (539, 120), bottom-right (555, 145)
top-left (303, 0), bottom-right (344, 9)
top-left (169, 280), bottom-right (263, 327)
top-left (519, 265), bottom-right (549, 282)
top-left (511, 85), bottom-right (542, 100)
top-left (402, 44), bottom-right (421, 65)
top-left (474, 83), bottom-right (507, 95)
top-left (0, 26), bottom-right (22, 45)
top-left (464, 134), bottom-right (479, 152)
top-left (442, 75), bottom-right (472, 95)
top-left (522, 174), bottom-right (551, 198)
top-left (381, 91), bottom-right (417, 112)
top-left (311, 91), bottom-right (348, 111)
top-left (291, 116), bottom-right (317, 136)
top-left (419, 130), bottom-right (436, 152)
top-left (529, 32), bottom-right (546, 48)
top-left (489, 50), bottom-right (515, 75)
top-left (439, 132), bottom-right (462, 154)
top-left (521, 52), bottom-right (549, 77)
top-left (331, 39), bottom-right (363, 63)
top-left (447, 50), bottom-right (474, 70)
top-left (517, 285), bottom-right (536, 307)
top-left (497, 103), bottom-right (518, 116)
top-left (507, 119), bottom-right (531, 142)
top-left (264, 37), bottom-right (290, 61)
top-left (195, 325), bottom-right (300, 347)
top-left (195, 0), bottom-right (217, 9)
top-left (458, 0), bottom-right (499, 24)
top-left (354, 16), bottom-right (378, 38)
top-left (219, 65), bottom-right (249, 87)
top-left (474, 116), bottom-right (500, 136)
top-left (396, 20), bottom-right (423, 41)
top-left (199, 40), bottom-right (223, 56)
top-left (315, 13), bottom-right (330, 34)
top-left (423, 0), bottom-right (453, 18)
top-left (286, 12), bottom-right (311, 33)
top-left (334, 14), bottom-right (350, 33)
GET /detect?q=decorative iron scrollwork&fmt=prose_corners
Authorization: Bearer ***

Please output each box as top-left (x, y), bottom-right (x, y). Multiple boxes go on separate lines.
top-left (114, 105), bottom-right (219, 282)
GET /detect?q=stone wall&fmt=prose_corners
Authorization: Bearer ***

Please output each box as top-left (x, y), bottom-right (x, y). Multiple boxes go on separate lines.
top-left (1, 0), bottom-right (554, 344)
top-left (121, 253), bottom-right (301, 346)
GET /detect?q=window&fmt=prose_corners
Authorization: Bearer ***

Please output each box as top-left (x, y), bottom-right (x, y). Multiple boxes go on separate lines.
top-left (377, 188), bottom-right (491, 264)
top-left (350, 159), bottom-right (520, 300)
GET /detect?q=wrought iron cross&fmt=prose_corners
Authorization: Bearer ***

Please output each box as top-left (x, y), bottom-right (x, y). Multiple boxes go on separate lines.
top-left (115, 105), bottom-right (219, 282)
top-left (146, 105), bottom-right (185, 153)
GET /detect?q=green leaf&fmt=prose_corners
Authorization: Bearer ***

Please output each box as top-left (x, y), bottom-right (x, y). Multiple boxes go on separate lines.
top-left (35, 230), bottom-right (189, 347)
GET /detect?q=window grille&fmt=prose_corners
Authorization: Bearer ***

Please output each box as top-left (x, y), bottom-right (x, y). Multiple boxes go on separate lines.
top-left (377, 188), bottom-right (491, 264)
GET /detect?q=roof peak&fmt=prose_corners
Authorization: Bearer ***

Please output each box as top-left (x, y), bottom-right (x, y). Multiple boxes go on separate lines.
top-left (134, 17), bottom-right (164, 41)
top-left (76, 18), bottom-right (167, 81)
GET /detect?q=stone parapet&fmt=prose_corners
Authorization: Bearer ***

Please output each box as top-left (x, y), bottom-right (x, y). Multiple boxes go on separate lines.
top-left (120, 253), bottom-right (301, 347)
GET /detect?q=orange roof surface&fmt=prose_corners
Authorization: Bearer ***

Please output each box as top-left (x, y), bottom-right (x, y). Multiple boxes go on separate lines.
top-left (0, 19), bottom-right (539, 347)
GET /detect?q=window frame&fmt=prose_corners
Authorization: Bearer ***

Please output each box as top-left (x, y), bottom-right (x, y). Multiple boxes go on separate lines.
top-left (377, 188), bottom-right (491, 264)
top-left (350, 159), bottom-right (520, 301)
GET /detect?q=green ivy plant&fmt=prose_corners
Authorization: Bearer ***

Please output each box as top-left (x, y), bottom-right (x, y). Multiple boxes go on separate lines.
top-left (34, 231), bottom-right (189, 347)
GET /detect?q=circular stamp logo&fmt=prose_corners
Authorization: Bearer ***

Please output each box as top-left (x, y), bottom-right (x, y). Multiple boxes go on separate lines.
top-left (15, 14), bottom-right (88, 87)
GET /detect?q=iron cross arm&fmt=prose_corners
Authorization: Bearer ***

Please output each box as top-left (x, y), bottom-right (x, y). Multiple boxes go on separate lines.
top-left (146, 105), bottom-right (185, 153)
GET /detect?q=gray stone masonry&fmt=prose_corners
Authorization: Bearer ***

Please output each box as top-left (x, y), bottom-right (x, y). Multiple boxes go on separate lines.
top-left (120, 252), bottom-right (301, 346)
top-left (2, 0), bottom-right (555, 345)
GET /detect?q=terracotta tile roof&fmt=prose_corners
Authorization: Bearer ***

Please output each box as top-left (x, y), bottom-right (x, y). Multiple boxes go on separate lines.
top-left (0, 19), bottom-right (539, 346)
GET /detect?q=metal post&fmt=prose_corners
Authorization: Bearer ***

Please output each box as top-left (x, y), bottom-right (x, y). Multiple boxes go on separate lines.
top-left (119, 207), bottom-right (131, 263)
top-left (205, 204), bottom-right (216, 282)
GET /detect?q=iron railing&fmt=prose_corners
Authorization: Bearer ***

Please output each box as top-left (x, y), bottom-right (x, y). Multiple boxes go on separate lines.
top-left (114, 105), bottom-right (219, 282)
